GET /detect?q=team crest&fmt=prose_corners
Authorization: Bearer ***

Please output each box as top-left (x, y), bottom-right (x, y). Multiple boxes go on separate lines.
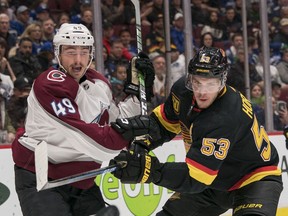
top-left (47, 70), bottom-right (66, 82)
top-left (200, 55), bottom-right (210, 63)
top-left (91, 101), bottom-right (110, 125)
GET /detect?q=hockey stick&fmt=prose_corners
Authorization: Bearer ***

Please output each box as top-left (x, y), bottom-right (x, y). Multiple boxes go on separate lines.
top-left (40, 163), bottom-right (126, 191)
top-left (131, 0), bottom-right (147, 116)
top-left (35, 141), bottom-right (126, 191)
top-left (130, 0), bottom-right (150, 152)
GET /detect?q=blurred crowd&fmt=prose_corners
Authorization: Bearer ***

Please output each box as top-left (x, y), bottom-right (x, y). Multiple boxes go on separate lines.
top-left (0, 0), bottom-right (288, 144)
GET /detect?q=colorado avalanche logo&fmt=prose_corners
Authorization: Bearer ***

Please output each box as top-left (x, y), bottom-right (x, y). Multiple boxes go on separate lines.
top-left (47, 70), bottom-right (66, 82)
top-left (91, 101), bottom-right (110, 125)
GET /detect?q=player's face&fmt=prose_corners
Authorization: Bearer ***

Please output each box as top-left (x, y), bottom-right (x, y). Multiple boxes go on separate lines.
top-left (60, 45), bottom-right (91, 81)
top-left (191, 75), bottom-right (221, 109)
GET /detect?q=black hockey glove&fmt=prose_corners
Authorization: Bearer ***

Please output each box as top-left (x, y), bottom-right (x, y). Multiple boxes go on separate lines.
top-left (124, 52), bottom-right (155, 102)
top-left (284, 125), bottom-right (288, 150)
top-left (111, 115), bottom-right (161, 149)
top-left (109, 150), bottom-right (162, 184)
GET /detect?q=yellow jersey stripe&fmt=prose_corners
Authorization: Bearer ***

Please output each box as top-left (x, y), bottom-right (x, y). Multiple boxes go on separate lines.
top-left (186, 158), bottom-right (218, 185)
top-left (229, 166), bottom-right (282, 191)
top-left (153, 105), bottom-right (181, 134)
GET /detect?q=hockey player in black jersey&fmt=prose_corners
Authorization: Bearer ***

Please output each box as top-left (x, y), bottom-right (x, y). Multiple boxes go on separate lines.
top-left (110, 46), bottom-right (283, 216)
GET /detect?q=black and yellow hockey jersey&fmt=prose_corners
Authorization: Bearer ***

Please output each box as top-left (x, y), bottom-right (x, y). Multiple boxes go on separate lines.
top-left (151, 76), bottom-right (282, 193)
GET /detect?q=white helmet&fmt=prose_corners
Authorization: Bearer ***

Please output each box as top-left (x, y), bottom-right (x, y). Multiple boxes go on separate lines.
top-left (53, 23), bottom-right (95, 72)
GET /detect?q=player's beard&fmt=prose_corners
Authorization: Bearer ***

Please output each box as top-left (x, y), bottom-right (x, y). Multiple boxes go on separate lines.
top-left (194, 91), bottom-right (218, 109)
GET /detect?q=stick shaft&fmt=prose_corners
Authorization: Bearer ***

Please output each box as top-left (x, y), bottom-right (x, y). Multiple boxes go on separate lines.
top-left (131, 0), bottom-right (147, 116)
top-left (131, 0), bottom-right (142, 53)
top-left (40, 162), bottom-right (125, 190)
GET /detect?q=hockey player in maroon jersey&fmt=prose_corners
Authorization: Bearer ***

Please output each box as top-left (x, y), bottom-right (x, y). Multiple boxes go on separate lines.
top-left (11, 23), bottom-right (156, 216)
top-left (110, 47), bottom-right (283, 216)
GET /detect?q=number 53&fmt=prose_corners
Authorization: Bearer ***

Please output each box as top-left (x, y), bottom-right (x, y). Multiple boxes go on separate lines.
top-left (200, 138), bottom-right (230, 160)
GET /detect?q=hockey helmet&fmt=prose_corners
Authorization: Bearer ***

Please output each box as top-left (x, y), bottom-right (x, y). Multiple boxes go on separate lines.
top-left (53, 23), bottom-right (95, 71)
top-left (186, 46), bottom-right (229, 91)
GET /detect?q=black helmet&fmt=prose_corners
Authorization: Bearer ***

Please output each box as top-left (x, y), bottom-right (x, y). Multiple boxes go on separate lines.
top-left (186, 46), bottom-right (229, 91)
top-left (188, 46), bottom-right (229, 78)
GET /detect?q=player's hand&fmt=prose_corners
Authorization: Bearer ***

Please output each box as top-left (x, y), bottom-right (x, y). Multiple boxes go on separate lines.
top-left (109, 150), bottom-right (161, 184)
top-left (124, 52), bottom-right (155, 101)
top-left (111, 115), bottom-right (161, 145)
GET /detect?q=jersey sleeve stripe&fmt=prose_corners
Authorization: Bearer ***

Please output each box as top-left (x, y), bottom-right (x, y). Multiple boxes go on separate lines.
top-left (186, 157), bottom-right (218, 185)
top-left (153, 104), bottom-right (181, 134)
top-left (228, 165), bottom-right (282, 191)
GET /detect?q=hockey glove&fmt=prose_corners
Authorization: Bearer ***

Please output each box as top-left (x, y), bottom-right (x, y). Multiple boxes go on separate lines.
top-left (109, 150), bottom-right (161, 184)
top-left (124, 52), bottom-right (155, 101)
top-left (284, 125), bottom-right (288, 150)
top-left (111, 115), bottom-right (161, 149)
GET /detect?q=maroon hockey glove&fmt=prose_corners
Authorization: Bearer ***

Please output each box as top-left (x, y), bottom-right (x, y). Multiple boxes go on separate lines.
top-left (109, 150), bottom-right (162, 184)
top-left (124, 52), bottom-right (155, 101)
top-left (111, 115), bottom-right (161, 148)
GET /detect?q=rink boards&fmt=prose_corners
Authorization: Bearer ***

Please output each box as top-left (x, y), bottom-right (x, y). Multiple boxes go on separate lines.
top-left (0, 134), bottom-right (287, 216)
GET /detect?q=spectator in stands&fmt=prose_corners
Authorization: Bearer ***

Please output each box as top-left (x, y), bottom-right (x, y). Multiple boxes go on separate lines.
top-left (47, 0), bottom-right (76, 19)
top-left (0, 58), bottom-right (13, 97)
top-left (269, 0), bottom-right (288, 21)
top-left (105, 39), bottom-right (128, 78)
top-left (145, 13), bottom-right (165, 54)
top-left (119, 28), bottom-right (137, 57)
top-left (247, 36), bottom-right (260, 65)
top-left (151, 54), bottom-right (166, 107)
top-left (201, 11), bottom-right (228, 42)
top-left (7, 75), bottom-right (32, 133)
top-left (256, 96), bottom-right (288, 131)
top-left (103, 45), bottom-right (109, 76)
top-left (146, 0), bottom-right (164, 24)
top-left (35, 4), bottom-right (50, 22)
top-left (255, 51), bottom-right (282, 85)
top-left (227, 46), bottom-right (263, 96)
top-left (272, 81), bottom-right (282, 102)
top-left (169, 0), bottom-right (182, 25)
top-left (37, 42), bottom-right (55, 71)
top-left (0, 0), bottom-right (15, 21)
top-left (80, 7), bottom-right (93, 32)
top-left (247, 0), bottom-right (260, 30)
top-left (8, 37), bottom-right (42, 81)
top-left (277, 48), bottom-right (288, 84)
top-left (102, 20), bottom-right (132, 61)
top-left (0, 37), bottom-right (16, 81)
top-left (20, 23), bottom-right (45, 55)
top-left (0, 95), bottom-right (15, 143)
top-left (10, 5), bottom-right (31, 36)
top-left (171, 12), bottom-right (185, 54)
top-left (191, 0), bottom-right (209, 27)
top-left (272, 18), bottom-right (288, 45)
top-left (170, 44), bottom-right (185, 88)
top-left (0, 56), bottom-right (15, 143)
top-left (110, 62), bottom-right (128, 105)
top-left (225, 33), bottom-right (243, 64)
top-left (0, 13), bottom-right (17, 52)
top-left (55, 12), bottom-right (70, 30)
top-left (199, 32), bottom-right (215, 48)
top-left (102, 20), bottom-right (115, 54)
top-left (222, 6), bottom-right (242, 38)
top-left (70, 2), bottom-right (91, 24)
top-left (42, 18), bottom-right (55, 43)
top-left (250, 82), bottom-right (265, 111)
top-left (101, 0), bottom-right (126, 25)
